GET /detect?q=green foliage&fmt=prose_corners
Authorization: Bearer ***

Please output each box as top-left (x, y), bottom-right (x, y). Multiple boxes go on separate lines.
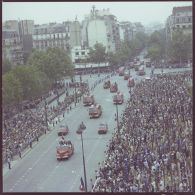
top-left (147, 46), bottom-right (162, 62)
top-left (27, 48), bottom-right (74, 82)
top-left (2, 59), bottom-right (12, 75)
top-left (89, 43), bottom-right (106, 63)
top-left (146, 30), bottom-right (166, 62)
top-left (107, 32), bottom-right (149, 66)
top-left (2, 72), bottom-right (23, 105)
top-left (168, 30), bottom-right (192, 62)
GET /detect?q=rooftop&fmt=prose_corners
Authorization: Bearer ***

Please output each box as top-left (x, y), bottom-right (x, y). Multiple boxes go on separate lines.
top-left (172, 6), bottom-right (192, 15)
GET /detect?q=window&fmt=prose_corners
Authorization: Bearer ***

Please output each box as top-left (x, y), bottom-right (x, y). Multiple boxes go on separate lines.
top-left (182, 25), bottom-right (186, 29)
top-left (188, 17), bottom-right (191, 22)
top-left (81, 51), bottom-right (85, 55)
top-left (75, 52), bottom-right (79, 55)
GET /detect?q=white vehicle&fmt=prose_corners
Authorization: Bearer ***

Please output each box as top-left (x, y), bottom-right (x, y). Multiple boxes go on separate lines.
top-left (89, 104), bottom-right (102, 118)
top-left (83, 94), bottom-right (95, 106)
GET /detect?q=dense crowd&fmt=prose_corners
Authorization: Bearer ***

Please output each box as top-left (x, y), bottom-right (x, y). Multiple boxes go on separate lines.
top-left (92, 71), bottom-right (192, 192)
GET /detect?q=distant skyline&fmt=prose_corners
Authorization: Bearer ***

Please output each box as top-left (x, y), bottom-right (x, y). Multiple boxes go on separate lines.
top-left (2, 1), bottom-right (192, 26)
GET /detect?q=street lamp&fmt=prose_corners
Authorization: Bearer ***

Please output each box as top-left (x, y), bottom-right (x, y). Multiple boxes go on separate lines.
top-left (115, 103), bottom-right (119, 133)
top-left (74, 76), bottom-right (77, 106)
top-left (81, 132), bottom-right (87, 192)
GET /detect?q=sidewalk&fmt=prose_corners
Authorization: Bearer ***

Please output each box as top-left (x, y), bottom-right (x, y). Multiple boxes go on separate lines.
top-left (3, 128), bottom-right (54, 177)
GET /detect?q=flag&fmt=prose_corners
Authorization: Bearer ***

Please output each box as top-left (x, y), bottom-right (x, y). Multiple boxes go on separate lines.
top-left (80, 177), bottom-right (85, 191)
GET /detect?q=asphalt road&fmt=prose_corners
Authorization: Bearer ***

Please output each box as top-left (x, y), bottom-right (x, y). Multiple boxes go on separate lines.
top-left (3, 62), bottom-right (191, 192)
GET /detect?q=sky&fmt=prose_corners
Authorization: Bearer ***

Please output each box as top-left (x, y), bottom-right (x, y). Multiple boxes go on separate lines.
top-left (2, 1), bottom-right (192, 26)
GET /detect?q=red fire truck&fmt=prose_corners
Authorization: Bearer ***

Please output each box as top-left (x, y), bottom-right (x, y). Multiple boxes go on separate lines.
top-left (124, 71), bottom-right (130, 80)
top-left (56, 141), bottom-right (74, 160)
top-left (118, 66), bottom-right (125, 76)
top-left (110, 82), bottom-right (118, 93)
top-left (128, 77), bottom-right (135, 87)
top-left (113, 92), bottom-right (124, 104)
top-left (138, 66), bottom-right (146, 76)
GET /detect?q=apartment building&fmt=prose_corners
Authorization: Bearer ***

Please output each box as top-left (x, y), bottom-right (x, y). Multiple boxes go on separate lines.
top-left (84, 6), bottom-right (120, 53)
top-left (119, 21), bottom-right (134, 42)
top-left (33, 20), bottom-right (81, 53)
top-left (166, 6), bottom-right (192, 40)
top-left (2, 28), bottom-right (24, 65)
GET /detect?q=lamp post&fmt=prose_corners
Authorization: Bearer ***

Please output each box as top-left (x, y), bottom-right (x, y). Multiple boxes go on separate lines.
top-left (74, 76), bottom-right (77, 106)
top-left (115, 103), bottom-right (119, 133)
top-left (81, 132), bottom-right (87, 192)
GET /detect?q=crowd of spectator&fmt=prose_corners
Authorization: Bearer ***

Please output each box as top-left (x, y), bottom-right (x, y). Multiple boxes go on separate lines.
top-left (92, 71), bottom-right (192, 192)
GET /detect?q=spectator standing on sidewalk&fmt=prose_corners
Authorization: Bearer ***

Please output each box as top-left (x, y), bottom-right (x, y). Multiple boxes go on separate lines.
top-left (7, 157), bottom-right (11, 169)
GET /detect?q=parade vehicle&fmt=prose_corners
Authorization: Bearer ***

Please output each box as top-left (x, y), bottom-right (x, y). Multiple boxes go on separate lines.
top-left (56, 140), bottom-right (74, 160)
top-left (98, 123), bottom-right (108, 134)
top-left (76, 127), bottom-right (83, 134)
top-left (113, 92), bottom-right (124, 104)
top-left (134, 62), bottom-right (141, 71)
top-left (89, 104), bottom-right (102, 118)
top-left (83, 94), bottom-right (95, 106)
top-left (127, 77), bottom-right (135, 87)
top-left (57, 125), bottom-right (69, 136)
top-left (80, 122), bottom-right (86, 130)
top-left (124, 71), bottom-right (130, 80)
top-left (118, 66), bottom-right (125, 76)
top-left (110, 82), bottom-right (118, 93)
top-left (144, 76), bottom-right (152, 81)
top-left (128, 62), bottom-right (134, 69)
top-left (103, 80), bottom-right (110, 89)
top-left (138, 66), bottom-right (146, 76)
top-left (145, 62), bottom-right (151, 67)
top-left (140, 61), bottom-right (145, 65)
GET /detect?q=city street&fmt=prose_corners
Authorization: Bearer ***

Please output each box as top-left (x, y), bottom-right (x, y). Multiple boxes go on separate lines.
top-left (3, 62), bottom-right (191, 192)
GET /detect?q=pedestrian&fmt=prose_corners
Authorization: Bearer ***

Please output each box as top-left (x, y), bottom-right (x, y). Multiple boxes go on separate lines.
top-left (7, 157), bottom-right (11, 169)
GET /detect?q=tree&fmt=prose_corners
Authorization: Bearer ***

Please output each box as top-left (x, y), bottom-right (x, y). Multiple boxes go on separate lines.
top-left (168, 30), bottom-right (192, 63)
top-left (27, 48), bottom-right (74, 82)
top-left (146, 29), bottom-right (166, 62)
top-left (147, 46), bottom-right (162, 62)
top-left (89, 43), bottom-right (106, 64)
top-left (11, 65), bottom-right (50, 100)
top-left (2, 72), bottom-right (23, 106)
top-left (2, 59), bottom-right (12, 75)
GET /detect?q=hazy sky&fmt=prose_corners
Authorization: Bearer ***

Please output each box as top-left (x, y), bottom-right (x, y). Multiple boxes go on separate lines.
top-left (2, 1), bottom-right (192, 26)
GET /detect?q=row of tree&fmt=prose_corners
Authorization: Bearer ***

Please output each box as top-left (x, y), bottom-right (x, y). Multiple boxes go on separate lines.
top-left (3, 48), bottom-right (73, 106)
top-left (107, 32), bottom-right (148, 66)
top-left (146, 29), bottom-right (192, 64)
